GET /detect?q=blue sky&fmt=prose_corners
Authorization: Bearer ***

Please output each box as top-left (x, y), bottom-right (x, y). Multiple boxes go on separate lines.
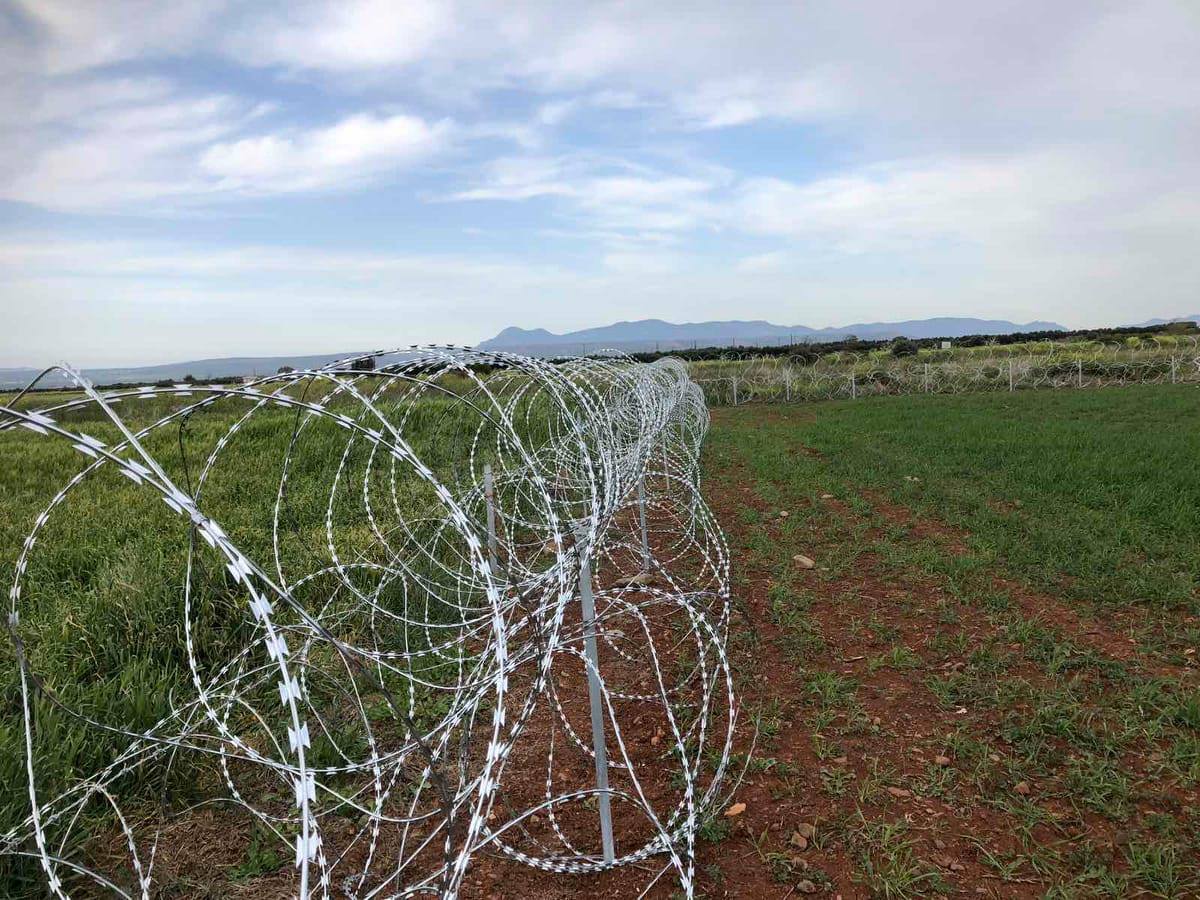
top-left (2, 1), bottom-right (1198, 365)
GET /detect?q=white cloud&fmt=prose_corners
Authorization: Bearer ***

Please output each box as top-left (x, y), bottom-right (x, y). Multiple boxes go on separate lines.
top-left (13, 0), bottom-right (219, 74)
top-left (223, 0), bottom-right (450, 72)
top-left (673, 75), bottom-right (842, 129)
top-left (601, 249), bottom-right (684, 275)
top-left (736, 251), bottom-right (790, 273)
top-left (728, 151), bottom-right (1163, 254)
top-left (1, 86), bottom-right (268, 210)
top-left (200, 113), bottom-right (449, 194)
top-left (447, 153), bottom-right (724, 236)
top-left (2, 0), bottom-right (1199, 348)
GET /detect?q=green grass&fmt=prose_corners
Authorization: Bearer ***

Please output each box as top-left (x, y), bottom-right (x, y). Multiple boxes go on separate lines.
top-left (762, 384), bottom-right (1200, 610)
top-left (703, 386), bottom-right (1200, 897)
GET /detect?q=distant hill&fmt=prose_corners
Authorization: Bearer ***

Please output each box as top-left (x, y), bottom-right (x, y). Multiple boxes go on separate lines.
top-left (1135, 316), bottom-right (1200, 327)
top-left (0, 352), bottom-right (363, 390)
top-left (1, 316), bottom-right (1078, 390)
top-left (479, 317), bottom-right (1067, 355)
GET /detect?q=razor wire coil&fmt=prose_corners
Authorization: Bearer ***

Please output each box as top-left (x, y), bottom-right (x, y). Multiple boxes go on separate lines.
top-left (0, 348), bottom-right (735, 899)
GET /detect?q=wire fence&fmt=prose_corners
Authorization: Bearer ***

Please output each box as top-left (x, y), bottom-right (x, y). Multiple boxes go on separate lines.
top-left (693, 344), bottom-right (1200, 406)
top-left (0, 348), bottom-right (734, 899)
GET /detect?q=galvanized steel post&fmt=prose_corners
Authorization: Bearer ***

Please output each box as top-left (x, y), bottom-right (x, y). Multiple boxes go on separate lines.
top-left (574, 524), bottom-right (615, 863)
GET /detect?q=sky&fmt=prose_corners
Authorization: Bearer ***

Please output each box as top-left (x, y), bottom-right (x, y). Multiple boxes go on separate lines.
top-left (1, 1), bottom-right (1199, 366)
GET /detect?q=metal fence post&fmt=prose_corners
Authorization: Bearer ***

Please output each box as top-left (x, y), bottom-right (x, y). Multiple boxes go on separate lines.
top-left (923, 363), bottom-right (930, 393)
top-left (784, 369), bottom-right (791, 402)
top-left (574, 525), bottom-right (615, 863)
top-left (483, 463), bottom-right (498, 574)
top-left (1172, 355), bottom-right (1178, 384)
top-left (1008, 359), bottom-right (1014, 392)
top-left (731, 378), bottom-right (739, 406)
top-left (1077, 359), bottom-right (1083, 388)
top-left (850, 372), bottom-right (857, 399)
top-left (637, 477), bottom-right (650, 572)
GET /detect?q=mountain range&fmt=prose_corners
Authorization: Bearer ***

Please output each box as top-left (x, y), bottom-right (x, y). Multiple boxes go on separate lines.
top-left (1135, 315), bottom-right (1200, 327)
top-left (0, 316), bottom-right (1092, 390)
top-left (477, 317), bottom-right (1066, 355)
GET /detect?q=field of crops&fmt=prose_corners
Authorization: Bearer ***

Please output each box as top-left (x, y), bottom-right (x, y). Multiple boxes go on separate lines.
top-left (3, 373), bottom-right (1199, 897)
top-left (696, 384), bottom-right (1199, 897)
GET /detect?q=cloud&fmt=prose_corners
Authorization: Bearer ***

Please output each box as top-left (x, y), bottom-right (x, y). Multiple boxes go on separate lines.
top-left (0, 64), bottom-right (449, 208)
top-left (13, 0), bottom-right (219, 74)
top-left (446, 153), bottom-right (725, 236)
top-left (601, 249), bottom-right (684, 275)
top-left (672, 75), bottom-right (842, 129)
top-left (729, 149), bottom-right (1200, 257)
top-left (200, 113), bottom-right (449, 194)
top-left (1, 84), bottom-right (269, 210)
top-left (2, 0), bottom-right (1199, 350)
top-left (736, 251), bottom-right (790, 273)
top-left (223, 0), bottom-right (450, 72)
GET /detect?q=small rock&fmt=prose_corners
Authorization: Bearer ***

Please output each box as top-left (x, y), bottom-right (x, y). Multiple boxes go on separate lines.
top-left (789, 832), bottom-right (808, 850)
top-left (820, 493), bottom-right (834, 499)
top-left (614, 571), bottom-right (655, 589)
top-left (988, 753), bottom-right (1001, 763)
top-left (1014, 781), bottom-right (1031, 796)
top-left (871, 716), bottom-right (882, 726)
top-left (797, 879), bottom-right (818, 895)
top-left (779, 510), bottom-right (790, 518)
top-left (832, 755), bottom-right (848, 765)
top-left (886, 786), bottom-right (911, 799)
top-left (934, 755), bottom-right (951, 766)
top-left (950, 861), bottom-right (965, 872)
top-left (793, 554), bottom-right (816, 569)
top-left (724, 801), bottom-right (746, 817)
top-left (796, 822), bottom-right (816, 839)
top-left (933, 838), bottom-right (947, 850)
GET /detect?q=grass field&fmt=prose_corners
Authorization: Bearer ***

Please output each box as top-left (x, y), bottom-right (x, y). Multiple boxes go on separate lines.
top-left (783, 385), bottom-right (1200, 611)
top-left (697, 384), bottom-right (1200, 897)
top-left (3, 382), bottom-right (1199, 897)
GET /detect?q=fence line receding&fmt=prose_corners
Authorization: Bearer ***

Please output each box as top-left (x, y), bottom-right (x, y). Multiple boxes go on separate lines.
top-left (0, 348), bottom-right (735, 899)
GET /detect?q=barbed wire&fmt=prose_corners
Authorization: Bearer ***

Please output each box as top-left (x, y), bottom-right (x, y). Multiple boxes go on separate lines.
top-left (693, 346), bottom-right (1200, 405)
top-left (0, 348), bottom-right (735, 898)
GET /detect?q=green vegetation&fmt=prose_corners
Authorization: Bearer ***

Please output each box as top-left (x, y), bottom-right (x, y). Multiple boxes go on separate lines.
top-left (5, 375), bottom-right (1200, 897)
top-left (702, 384), bottom-right (1200, 896)
top-left (796, 384), bottom-right (1200, 611)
